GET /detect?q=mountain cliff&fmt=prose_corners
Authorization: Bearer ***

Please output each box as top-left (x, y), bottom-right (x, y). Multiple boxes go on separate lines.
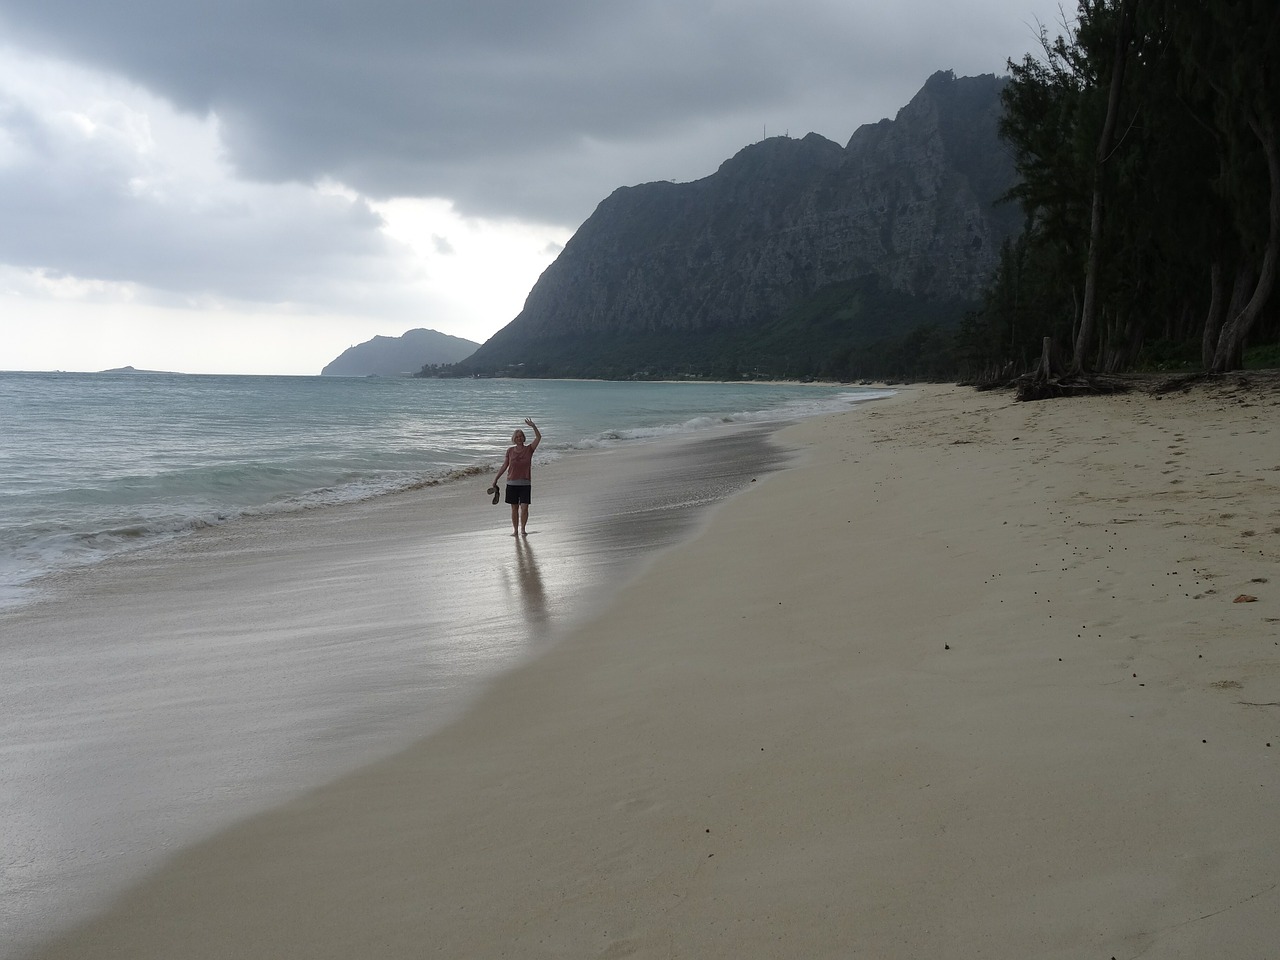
top-left (322, 328), bottom-right (479, 376)
top-left (457, 72), bottom-right (1020, 379)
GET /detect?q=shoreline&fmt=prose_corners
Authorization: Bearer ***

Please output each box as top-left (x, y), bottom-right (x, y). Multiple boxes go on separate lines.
top-left (1, 418), bottom-right (798, 958)
top-left (0, 375), bottom-right (884, 614)
top-left (23, 382), bottom-right (1280, 958)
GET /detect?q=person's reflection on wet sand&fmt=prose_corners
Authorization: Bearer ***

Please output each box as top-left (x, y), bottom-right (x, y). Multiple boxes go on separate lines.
top-left (512, 536), bottom-right (548, 629)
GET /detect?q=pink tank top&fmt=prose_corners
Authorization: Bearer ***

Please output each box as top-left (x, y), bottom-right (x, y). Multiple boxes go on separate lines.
top-left (507, 444), bottom-right (533, 482)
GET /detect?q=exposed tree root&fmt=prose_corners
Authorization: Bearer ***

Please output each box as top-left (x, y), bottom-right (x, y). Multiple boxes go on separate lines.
top-left (1013, 373), bottom-right (1133, 401)
top-left (975, 368), bottom-right (1280, 402)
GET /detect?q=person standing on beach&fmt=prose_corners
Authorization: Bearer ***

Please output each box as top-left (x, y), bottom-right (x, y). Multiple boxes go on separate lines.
top-left (493, 418), bottom-right (541, 536)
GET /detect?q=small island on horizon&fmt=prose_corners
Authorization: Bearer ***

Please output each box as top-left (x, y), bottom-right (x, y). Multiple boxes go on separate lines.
top-left (98, 365), bottom-right (185, 375)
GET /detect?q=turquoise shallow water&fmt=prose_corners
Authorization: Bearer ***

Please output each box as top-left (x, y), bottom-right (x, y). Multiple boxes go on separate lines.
top-left (0, 372), bottom-right (887, 608)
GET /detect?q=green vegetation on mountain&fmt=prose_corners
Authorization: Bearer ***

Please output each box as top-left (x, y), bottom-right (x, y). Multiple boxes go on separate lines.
top-left (451, 276), bottom-right (969, 381)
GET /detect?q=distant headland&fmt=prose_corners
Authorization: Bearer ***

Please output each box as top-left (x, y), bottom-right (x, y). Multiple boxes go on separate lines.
top-left (320, 328), bottom-right (479, 377)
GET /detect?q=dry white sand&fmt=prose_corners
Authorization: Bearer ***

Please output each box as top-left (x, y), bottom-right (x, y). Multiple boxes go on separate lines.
top-left (28, 380), bottom-right (1280, 959)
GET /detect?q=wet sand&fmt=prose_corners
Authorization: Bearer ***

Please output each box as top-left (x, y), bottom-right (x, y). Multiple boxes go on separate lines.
top-left (16, 381), bottom-right (1280, 959)
top-left (1, 424), bottom-right (792, 957)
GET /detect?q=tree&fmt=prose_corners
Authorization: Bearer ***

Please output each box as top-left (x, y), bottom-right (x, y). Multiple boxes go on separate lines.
top-left (1075, 0), bottom-right (1137, 373)
top-left (1152, 0), bottom-right (1280, 371)
top-left (993, 0), bottom-right (1278, 378)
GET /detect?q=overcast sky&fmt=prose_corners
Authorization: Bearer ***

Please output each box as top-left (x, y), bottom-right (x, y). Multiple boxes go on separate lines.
top-left (0, 0), bottom-right (1064, 375)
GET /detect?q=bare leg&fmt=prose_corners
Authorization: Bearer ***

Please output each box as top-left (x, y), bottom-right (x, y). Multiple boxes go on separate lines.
top-left (509, 503), bottom-right (519, 536)
top-left (519, 503), bottom-right (529, 536)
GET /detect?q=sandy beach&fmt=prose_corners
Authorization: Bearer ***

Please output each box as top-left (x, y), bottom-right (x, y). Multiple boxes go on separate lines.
top-left (25, 380), bottom-right (1280, 959)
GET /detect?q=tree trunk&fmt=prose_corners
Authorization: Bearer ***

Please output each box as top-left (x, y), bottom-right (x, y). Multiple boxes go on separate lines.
top-left (1071, 286), bottom-right (1080, 347)
top-left (1036, 335), bottom-right (1064, 380)
top-left (1118, 314), bottom-right (1142, 372)
top-left (1212, 108), bottom-right (1280, 372)
top-left (1200, 261), bottom-right (1226, 367)
top-left (1208, 264), bottom-right (1255, 369)
top-left (1073, 0), bottom-right (1137, 374)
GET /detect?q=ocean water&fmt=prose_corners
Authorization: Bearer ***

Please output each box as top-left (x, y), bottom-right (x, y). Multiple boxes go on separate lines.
top-left (0, 371), bottom-right (891, 955)
top-left (0, 372), bottom-right (887, 610)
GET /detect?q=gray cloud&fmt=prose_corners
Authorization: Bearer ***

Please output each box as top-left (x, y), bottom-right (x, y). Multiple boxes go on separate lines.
top-left (0, 1), bottom-right (1053, 225)
top-left (0, 85), bottom-right (411, 309)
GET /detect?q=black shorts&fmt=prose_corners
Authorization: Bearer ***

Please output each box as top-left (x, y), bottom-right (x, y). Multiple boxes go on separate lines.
top-left (505, 484), bottom-right (531, 505)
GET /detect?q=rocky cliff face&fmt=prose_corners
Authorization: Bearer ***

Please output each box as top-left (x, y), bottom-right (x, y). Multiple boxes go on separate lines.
top-left (466, 72), bottom-right (1019, 373)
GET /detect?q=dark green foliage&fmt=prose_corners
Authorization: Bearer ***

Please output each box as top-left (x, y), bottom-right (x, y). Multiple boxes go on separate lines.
top-left (1134, 338), bottom-right (1200, 372)
top-left (1244, 343), bottom-right (1280, 370)
top-left (958, 232), bottom-right (1080, 380)
top-left (736, 276), bottom-right (970, 378)
top-left (440, 275), bottom-right (973, 382)
top-left (978, 0), bottom-right (1280, 378)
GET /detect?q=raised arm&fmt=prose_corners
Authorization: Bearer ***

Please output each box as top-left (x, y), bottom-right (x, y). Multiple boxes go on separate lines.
top-left (525, 418), bottom-right (542, 453)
